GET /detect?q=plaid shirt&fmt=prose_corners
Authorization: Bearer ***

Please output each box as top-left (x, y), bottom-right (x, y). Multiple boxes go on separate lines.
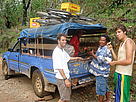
top-left (89, 45), bottom-right (112, 77)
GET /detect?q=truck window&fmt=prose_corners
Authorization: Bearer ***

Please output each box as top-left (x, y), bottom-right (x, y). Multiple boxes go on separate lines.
top-left (12, 41), bottom-right (20, 52)
top-left (21, 38), bottom-right (57, 57)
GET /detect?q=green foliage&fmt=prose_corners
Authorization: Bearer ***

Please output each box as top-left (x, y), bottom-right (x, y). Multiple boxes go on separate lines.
top-left (0, 0), bottom-right (135, 50)
top-left (3, 0), bottom-right (23, 27)
top-left (0, 0), bottom-right (135, 48)
top-left (0, 29), bottom-right (18, 53)
top-left (131, 71), bottom-right (136, 101)
top-left (29, 0), bottom-right (62, 17)
top-left (0, 0), bottom-right (6, 30)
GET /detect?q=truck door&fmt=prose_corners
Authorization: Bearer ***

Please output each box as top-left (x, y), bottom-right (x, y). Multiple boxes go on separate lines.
top-left (18, 39), bottom-right (33, 77)
top-left (8, 41), bottom-right (20, 72)
top-left (19, 52), bottom-right (32, 77)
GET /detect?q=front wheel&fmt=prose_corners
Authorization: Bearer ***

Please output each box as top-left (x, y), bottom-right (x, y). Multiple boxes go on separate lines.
top-left (32, 69), bottom-right (49, 98)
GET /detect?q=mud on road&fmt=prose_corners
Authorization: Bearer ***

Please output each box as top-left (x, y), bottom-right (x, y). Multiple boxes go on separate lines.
top-left (0, 58), bottom-right (97, 102)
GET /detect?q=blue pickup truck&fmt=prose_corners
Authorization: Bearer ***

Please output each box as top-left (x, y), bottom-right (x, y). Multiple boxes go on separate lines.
top-left (2, 22), bottom-right (107, 97)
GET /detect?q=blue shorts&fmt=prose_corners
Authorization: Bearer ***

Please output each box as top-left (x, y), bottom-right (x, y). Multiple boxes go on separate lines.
top-left (96, 76), bottom-right (109, 95)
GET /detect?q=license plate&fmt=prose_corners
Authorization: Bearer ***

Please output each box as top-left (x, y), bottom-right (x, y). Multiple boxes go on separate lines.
top-left (78, 77), bottom-right (94, 84)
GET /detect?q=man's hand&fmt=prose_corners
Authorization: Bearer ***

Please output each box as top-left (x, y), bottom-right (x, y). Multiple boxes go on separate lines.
top-left (88, 50), bottom-right (97, 59)
top-left (107, 42), bottom-right (113, 51)
top-left (64, 79), bottom-right (71, 88)
top-left (88, 50), bottom-right (94, 56)
top-left (76, 57), bottom-right (83, 60)
top-left (109, 61), bottom-right (117, 66)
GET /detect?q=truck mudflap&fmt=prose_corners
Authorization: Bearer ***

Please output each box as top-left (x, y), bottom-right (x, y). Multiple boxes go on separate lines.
top-left (78, 75), bottom-right (95, 84)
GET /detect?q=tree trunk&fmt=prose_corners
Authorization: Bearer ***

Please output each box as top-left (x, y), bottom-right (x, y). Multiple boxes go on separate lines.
top-left (22, 0), bottom-right (32, 26)
top-left (5, 16), bottom-right (12, 29)
top-left (22, 9), bottom-right (28, 26)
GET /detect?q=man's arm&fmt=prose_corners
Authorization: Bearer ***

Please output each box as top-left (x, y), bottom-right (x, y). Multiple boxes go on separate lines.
top-left (89, 50), bottom-right (97, 59)
top-left (70, 57), bottom-right (83, 60)
top-left (53, 50), bottom-right (71, 87)
top-left (110, 48), bottom-right (117, 60)
top-left (110, 39), bottom-right (135, 66)
top-left (57, 69), bottom-right (71, 88)
top-left (107, 42), bottom-right (117, 60)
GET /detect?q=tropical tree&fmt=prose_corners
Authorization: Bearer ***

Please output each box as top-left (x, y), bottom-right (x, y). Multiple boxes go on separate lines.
top-left (22, 0), bottom-right (32, 25)
top-left (0, 0), bottom-right (23, 29)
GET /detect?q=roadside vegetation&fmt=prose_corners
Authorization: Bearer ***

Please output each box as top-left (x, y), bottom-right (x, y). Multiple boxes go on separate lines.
top-left (0, 0), bottom-right (136, 100)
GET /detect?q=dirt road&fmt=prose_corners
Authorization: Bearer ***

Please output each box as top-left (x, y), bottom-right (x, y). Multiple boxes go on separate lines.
top-left (0, 61), bottom-right (38, 102)
top-left (0, 58), bottom-right (97, 102)
top-left (1, 56), bottom-right (136, 102)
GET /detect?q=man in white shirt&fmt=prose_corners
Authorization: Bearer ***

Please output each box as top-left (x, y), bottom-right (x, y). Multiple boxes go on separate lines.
top-left (52, 33), bottom-right (82, 102)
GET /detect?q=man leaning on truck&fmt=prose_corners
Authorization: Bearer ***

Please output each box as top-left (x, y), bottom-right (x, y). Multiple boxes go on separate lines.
top-left (52, 33), bottom-right (82, 102)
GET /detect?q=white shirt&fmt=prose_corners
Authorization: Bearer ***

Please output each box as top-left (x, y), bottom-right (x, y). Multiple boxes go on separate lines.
top-left (52, 46), bottom-right (70, 79)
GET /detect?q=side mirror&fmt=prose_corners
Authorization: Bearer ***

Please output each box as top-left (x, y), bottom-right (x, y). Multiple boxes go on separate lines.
top-left (8, 48), bottom-right (13, 52)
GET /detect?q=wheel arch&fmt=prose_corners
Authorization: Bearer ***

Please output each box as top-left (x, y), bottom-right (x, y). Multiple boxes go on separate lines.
top-left (30, 66), bottom-right (56, 93)
top-left (2, 58), bottom-right (8, 71)
top-left (30, 66), bottom-right (38, 79)
top-left (2, 58), bottom-right (7, 64)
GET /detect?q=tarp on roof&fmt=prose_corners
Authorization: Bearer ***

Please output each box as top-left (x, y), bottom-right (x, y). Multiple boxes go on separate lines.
top-left (19, 22), bottom-right (107, 40)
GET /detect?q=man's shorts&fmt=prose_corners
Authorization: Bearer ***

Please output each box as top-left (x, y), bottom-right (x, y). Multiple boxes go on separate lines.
top-left (96, 76), bottom-right (109, 95)
top-left (57, 79), bottom-right (71, 101)
top-left (114, 72), bottom-right (132, 102)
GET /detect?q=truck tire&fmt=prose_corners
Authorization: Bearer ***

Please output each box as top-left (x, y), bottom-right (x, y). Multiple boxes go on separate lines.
top-left (2, 61), bottom-right (10, 80)
top-left (32, 69), bottom-right (49, 98)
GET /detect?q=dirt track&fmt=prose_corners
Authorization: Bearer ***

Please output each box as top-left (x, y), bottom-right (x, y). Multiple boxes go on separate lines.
top-left (0, 60), bottom-right (39, 102)
top-left (0, 58), bottom-right (97, 102)
top-left (1, 56), bottom-right (136, 102)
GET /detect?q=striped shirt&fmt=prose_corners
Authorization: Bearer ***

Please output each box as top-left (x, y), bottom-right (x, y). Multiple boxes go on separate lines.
top-left (89, 46), bottom-right (112, 77)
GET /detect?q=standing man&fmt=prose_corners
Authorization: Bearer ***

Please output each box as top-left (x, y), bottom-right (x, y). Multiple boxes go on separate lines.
top-left (89, 35), bottom-right (112, 102)
top-left (108, 24), bottom-right (136, 102)
top-left (52, 33), bottom-right (82, 102)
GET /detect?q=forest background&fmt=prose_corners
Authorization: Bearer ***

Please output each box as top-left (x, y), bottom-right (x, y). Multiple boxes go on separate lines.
top-left (0, 0), bottom-right (136, 100)
top-left (0, 0), bottom-right (136, 52)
